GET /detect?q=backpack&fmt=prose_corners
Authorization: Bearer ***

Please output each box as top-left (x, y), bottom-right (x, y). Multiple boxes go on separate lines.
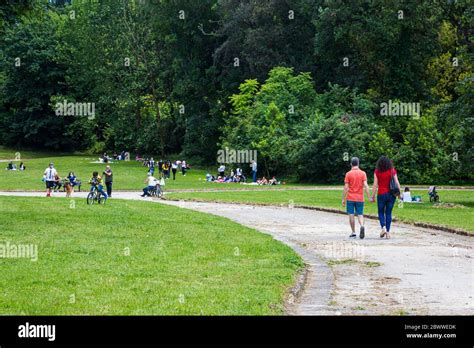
top-left (389, 169), bottom-right (400, 197)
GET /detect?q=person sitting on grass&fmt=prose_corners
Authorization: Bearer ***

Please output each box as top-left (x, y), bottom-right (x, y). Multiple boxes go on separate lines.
top-left (402, 187), bottom-right (412, 202)
top-left (6, 161), bottom-right (14, 170)
top-left (141, 173), bottom-right (157, 197)
top-left (89, 171), bottom-right (108, 200)
top-left (19, 162), bottom-right (25, 171)
top-left (268, 176), bottom-right (278, 185)
top-left (257, 177), bottom-right (268, 185)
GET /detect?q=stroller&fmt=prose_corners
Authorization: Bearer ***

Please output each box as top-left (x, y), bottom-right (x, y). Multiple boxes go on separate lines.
top-left (428, 186), bottom-right (439, 203)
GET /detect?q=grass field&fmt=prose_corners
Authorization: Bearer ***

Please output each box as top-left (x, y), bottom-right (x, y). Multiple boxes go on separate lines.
top-left (0, 196), bottom-right (302, 315)
top-left (167, 190), bottom-right (474, 232)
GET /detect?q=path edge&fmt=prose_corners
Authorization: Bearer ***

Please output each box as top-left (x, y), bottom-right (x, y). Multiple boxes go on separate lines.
top-left (163, 197), bottom-right (472, 237)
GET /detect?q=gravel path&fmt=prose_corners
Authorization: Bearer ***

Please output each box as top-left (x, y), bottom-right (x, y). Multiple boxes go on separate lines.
top-left (1, 191), bottom-right (472, 315)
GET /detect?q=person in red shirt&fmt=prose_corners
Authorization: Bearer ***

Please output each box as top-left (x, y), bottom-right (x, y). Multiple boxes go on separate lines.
top-left (371, 156), bottom-right (401, 239)
top-left (342, 157), bottom-right (371, 239)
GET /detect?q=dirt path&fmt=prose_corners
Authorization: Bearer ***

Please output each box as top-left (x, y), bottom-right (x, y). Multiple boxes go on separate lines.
top-left (1, 191), bottom-right (472, 315)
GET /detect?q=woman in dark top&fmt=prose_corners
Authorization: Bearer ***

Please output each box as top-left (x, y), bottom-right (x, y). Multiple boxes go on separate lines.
top-left (68, 172), bottom-right (77, 186)
top-left (371, 156), bottom-right (401, 239)
top-left (103, 165), bottom-right (113, 198)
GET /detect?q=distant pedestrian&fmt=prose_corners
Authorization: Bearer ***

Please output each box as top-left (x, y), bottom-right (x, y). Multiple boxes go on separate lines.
top-left (150, 158), bottom-right (156, 175)
top-left (163, 161), bottom-right (170, 179)
top-left (250, 160), bottom-right (257, 183)
top-left (158, 159), bottom-right (163, 174)
top-left (371, 156), bottom-right (401, 239)
top-left (171, 161), bottom-right (178, 180)
top-left (103, 165), bottom-right (113, 197)
top-left (181, 160), bottom-right (187, 176)
top-left (342, 157), bottom-right (371, 239)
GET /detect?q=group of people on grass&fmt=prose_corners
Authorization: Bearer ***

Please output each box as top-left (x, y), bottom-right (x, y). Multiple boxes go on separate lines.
top-left (41, 157), bottom-right (183, 200)
top-left (101, 151), bottom-right (127, 163)
top-left (142, 158), bottom-right (189, 180)
top-left (207, 165), bottom-right (246, 183)
top-left (208, 160), bottom-right (265, 184)
top-left (343, 155), bottom-right (403, 240)
top-left (5, 161), bottom-right (25, 171)
top-left (140, 158), bottom-right (191, 196)
top-left (43, 162), bottom-right (113, 200)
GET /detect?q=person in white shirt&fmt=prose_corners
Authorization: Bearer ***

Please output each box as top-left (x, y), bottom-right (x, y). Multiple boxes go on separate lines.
top-left (171, 161), bottom-right (178, 180)
top-left (44, 162), bottom-right (58, 197)
top-left (218, 164), bottom-right (225, 177)
top-left (402, 187), bottom-right (412, 202)
top-left (141, 173), bottom-right (157, 197)
top-left (181, 160), bottom-right (187, 176)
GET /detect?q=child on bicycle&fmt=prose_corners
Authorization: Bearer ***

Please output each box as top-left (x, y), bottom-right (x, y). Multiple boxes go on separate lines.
top-left (89, 171), bottom-right (108, 200)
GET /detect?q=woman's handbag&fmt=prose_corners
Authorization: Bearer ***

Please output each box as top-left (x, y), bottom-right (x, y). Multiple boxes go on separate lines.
top-left (389, 169), bottom-right (400, 197)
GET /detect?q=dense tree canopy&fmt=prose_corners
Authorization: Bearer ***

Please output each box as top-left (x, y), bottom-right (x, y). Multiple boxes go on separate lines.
top-left (0, 0), bottom-right (472, 183)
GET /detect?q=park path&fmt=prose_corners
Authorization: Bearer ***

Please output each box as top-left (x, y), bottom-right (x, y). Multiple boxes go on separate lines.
top-left (0, 191), bottom-right (472, 315)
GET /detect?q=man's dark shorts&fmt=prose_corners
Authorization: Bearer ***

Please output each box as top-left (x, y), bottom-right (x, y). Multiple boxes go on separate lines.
top-left (346, 200), bottom-right (364, 215)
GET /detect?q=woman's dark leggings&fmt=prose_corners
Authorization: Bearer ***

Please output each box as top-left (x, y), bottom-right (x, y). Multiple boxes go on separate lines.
top-left (377, 193), bottom-right (396, 231)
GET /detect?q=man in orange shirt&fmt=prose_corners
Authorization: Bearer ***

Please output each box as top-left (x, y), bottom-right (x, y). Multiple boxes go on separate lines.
top-left (342, 157), bottom-right (371, 239)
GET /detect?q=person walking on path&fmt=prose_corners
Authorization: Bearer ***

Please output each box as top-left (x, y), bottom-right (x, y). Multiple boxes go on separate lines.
top-left (43, 162), bottom-right (58, 197)
top-left (171, 161), bottom-right (178, 180)
top-left (103, 165), bottom-right (113, 198)
top-left (250, 160), bottom-right (257, 183)
top-left (342, 157), bottom-right (371, 239)
top-left (148, 158), bottom-right (155, 175)
top-left (371, 155), bottom-right (401, 239)
top-left (181, 160), bottom-right (187, 176)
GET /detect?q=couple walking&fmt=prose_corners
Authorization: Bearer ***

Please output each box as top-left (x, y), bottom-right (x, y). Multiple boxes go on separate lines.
top-left (342, 156), bottom-right (401, 239)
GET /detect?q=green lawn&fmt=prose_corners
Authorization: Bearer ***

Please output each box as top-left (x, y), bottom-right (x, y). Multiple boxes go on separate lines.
top-left (0, 196), bottom-right (302, 315)
top-left (167, 190), bottom-right (474, 233)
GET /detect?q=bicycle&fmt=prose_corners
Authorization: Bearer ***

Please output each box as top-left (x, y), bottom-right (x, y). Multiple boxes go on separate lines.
top-left (149, 183), bottom-right (164, 198)
top-left (86, 185), bottom-right (106, 205)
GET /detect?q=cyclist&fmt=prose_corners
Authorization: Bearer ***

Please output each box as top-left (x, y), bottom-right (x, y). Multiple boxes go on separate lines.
top-left (89, 171), bottom-right (108, 201)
